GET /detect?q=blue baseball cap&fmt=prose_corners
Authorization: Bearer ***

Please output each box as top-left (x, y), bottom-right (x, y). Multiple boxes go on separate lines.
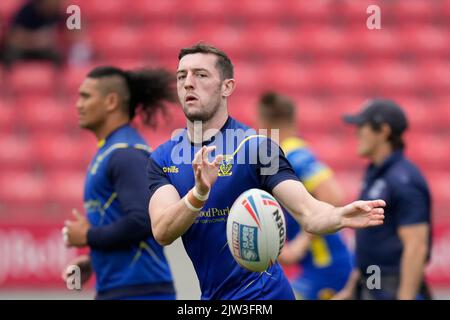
top-left (343, 99), bottom-right (408, 134)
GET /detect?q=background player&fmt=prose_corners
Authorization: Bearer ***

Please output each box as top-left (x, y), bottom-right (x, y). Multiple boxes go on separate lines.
top-left (146, 43), bottom-right (385, 300)
top-left (62, 66), bottom-right (176, 300)
top-left (257, 92), bottom-right (353, 299)
top-left (336, 99), bottom-right (432, 300)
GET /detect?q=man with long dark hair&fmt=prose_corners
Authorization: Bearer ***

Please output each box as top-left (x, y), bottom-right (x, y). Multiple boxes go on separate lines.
top-left (62, 66), bottom-right (176, 300)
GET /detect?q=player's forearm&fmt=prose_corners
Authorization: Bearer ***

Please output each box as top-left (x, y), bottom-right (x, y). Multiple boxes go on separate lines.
top-left (274, 180), bottom-right (343, 234)
top-left (87, 212), bottom-right (150, 250)
top-left (151, 200), bottom-right (199, 246)
top-left (397, 242), bottom-right (428, 299)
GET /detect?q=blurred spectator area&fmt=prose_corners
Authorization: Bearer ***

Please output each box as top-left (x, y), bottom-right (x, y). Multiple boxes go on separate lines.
top-left (0, 0), bottom-right (449, 227)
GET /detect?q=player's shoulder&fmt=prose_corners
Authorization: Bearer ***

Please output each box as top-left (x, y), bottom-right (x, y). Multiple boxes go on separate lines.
top-left (281, 137), bottom-right (317, 161)
top-left (150, 129), bottom-right (186, 161)
top-left (388, 153), bottom-right (429, 189)
top-left (281, 137), bottom-right (307, 155)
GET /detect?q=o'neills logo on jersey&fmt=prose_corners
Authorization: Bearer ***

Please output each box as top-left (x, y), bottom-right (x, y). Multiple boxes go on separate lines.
top-left (163, 166), bottom-right (179, 173)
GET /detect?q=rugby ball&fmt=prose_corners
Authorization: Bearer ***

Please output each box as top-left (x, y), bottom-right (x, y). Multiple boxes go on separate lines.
top-left (226, 188), bottom-right (286, 272)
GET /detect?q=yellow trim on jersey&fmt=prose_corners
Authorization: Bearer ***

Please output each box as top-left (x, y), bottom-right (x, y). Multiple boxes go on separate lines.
top-left (130, 241), bottom-right (167, 268)
top-left (102, 192), bottom-right (117, 211)
top-left (310, 236), bottom-right (332, 267)
top-left (222, 134), bottom-right (267, 160)
top-left (303, 168), bottom-right (333, 192)
top-left (90, 143), bottom-right (129, 174)
top-left (134, 143), bottom-right (152, 153)
top-left (280, 137), bottom-right (306, 155)
top-left (97, 139), bottom-right (106, 148)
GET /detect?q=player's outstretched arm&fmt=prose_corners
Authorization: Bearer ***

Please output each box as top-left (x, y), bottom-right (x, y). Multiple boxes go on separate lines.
top-left (149, 146), bottom-right (223, 246)
top-left (272, 179), bottom-right (385, 234)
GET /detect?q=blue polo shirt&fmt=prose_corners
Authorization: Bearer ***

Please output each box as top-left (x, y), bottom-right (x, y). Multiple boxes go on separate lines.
top-left (356, 151), bottom-right (431, 275)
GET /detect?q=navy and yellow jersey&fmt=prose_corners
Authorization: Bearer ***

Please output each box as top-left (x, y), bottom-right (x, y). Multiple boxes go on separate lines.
top-left (281, 137), bottom-right (352, 298)
top-left (84, 124), bottom-right (174, 300)
top-left (147, 117), bottom-right (300, 300)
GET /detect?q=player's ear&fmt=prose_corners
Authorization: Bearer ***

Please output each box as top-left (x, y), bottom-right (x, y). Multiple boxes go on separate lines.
top-left (221, 79), bottom-right (235, 98)
top-left (105, 92), bottom-right (120, 112)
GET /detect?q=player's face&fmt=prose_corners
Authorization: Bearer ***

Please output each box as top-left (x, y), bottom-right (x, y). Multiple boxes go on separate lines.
top-left (356, 124), bottom-right (382, 157)
top-left (76, 78), bottom-right (108, 131)
top-left (176, 53), bottom-right (223, 122)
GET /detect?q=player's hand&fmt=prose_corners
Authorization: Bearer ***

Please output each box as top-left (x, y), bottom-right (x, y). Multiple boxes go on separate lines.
top-left (61, 255), bottom-right (92, 285)
top-left (192, 146), bottom-right (223, 195)
top-left (339, 199), bottom-right (386, 229)
top-left (62, 209), bottom-right (90, 247)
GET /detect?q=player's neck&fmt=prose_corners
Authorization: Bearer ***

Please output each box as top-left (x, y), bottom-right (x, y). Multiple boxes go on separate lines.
top-left (370, 143), bottom-right (393, 166)
top-left (94, 118), bottom-right (130, 142)
top-left (278, 126), bottom-right (296, 143)
top-left (187, 109), bottom-right (229, 144)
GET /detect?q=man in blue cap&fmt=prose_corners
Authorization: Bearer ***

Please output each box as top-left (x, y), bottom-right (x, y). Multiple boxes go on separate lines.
top-left (335, 99), bottom-right (432, 300)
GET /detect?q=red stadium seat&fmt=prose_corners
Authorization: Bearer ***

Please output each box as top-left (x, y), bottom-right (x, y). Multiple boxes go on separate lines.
top-left (0, 101), bottom-right (14, 133)
top-left (400, 26), bottom-right (449, 58)
top-left (228, 0), bottom-right (285, 21)
top-left (304, 134), bottom-right (361, 170)
top-left (0, 134), bottom-right (34, 170)
top-left (366, 61), bottom-right (419, 94)
top-left (73, 0), bottom-right (129, 22)
top-left (246, 24), bottom-right (297, 59)
top-left (286, 0), bottom-right (330, 20)
top-left (392, 0), bottom-right (437, 22)
top-left (354, 28), bottom-right (401, 57)
top-left (45, 170), bottom-right (85, 207)
top-left (90, 25), bottom-right (145, 60)
top-left (334, 170), bottom-right (365, 203)
top-left (407, 133), bottom-right (449, 170)
top-left (0, 171), bottom-right (46, 205)
top-left (426, 170), bottom-right (450, 204)
top-left (62, 65), bottom-right (97, 95)
top-left (262, 62), bottom-right (312, 93)
top-left (434, 98), bottom-right (450, 128)
top-left (312, 62), bottom-right (367, 93)
top-left (196, 24), bottom-right (249, 58)
top-left (0, 0), bottom-right (25, 21)
top-left (129, 0), bottom-right (180, 20)
top-left (232, 62), bottom-right (265, 93)
top-left (418, 61), bottom-right (450, 94)
top-left (20, 97), bottom-right (77, 133)
top-left (179, 0), bottom-right (230, 21)
top-left (142, 23), bottom-right (199, 58)
top-left (32, 133), bottom-right (96, 170)
top-left (294, 26), bottom-right (353, 56)
top-left (228, 95), bottom-right (259, 127)
top-left (8, 63), bottom-right (57, 96)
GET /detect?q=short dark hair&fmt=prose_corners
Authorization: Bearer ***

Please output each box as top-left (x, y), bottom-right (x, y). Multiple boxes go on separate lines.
top-left (178, 43), bottom-right (234, 80)
top-left (258, 92), bottom-right (295, 124)
top-left (87, 66), bottom-right (176, 127)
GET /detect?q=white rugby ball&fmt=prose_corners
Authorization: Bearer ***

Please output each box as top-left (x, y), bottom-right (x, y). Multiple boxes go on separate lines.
top-left (226, 188), bottom-right (286, 272)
